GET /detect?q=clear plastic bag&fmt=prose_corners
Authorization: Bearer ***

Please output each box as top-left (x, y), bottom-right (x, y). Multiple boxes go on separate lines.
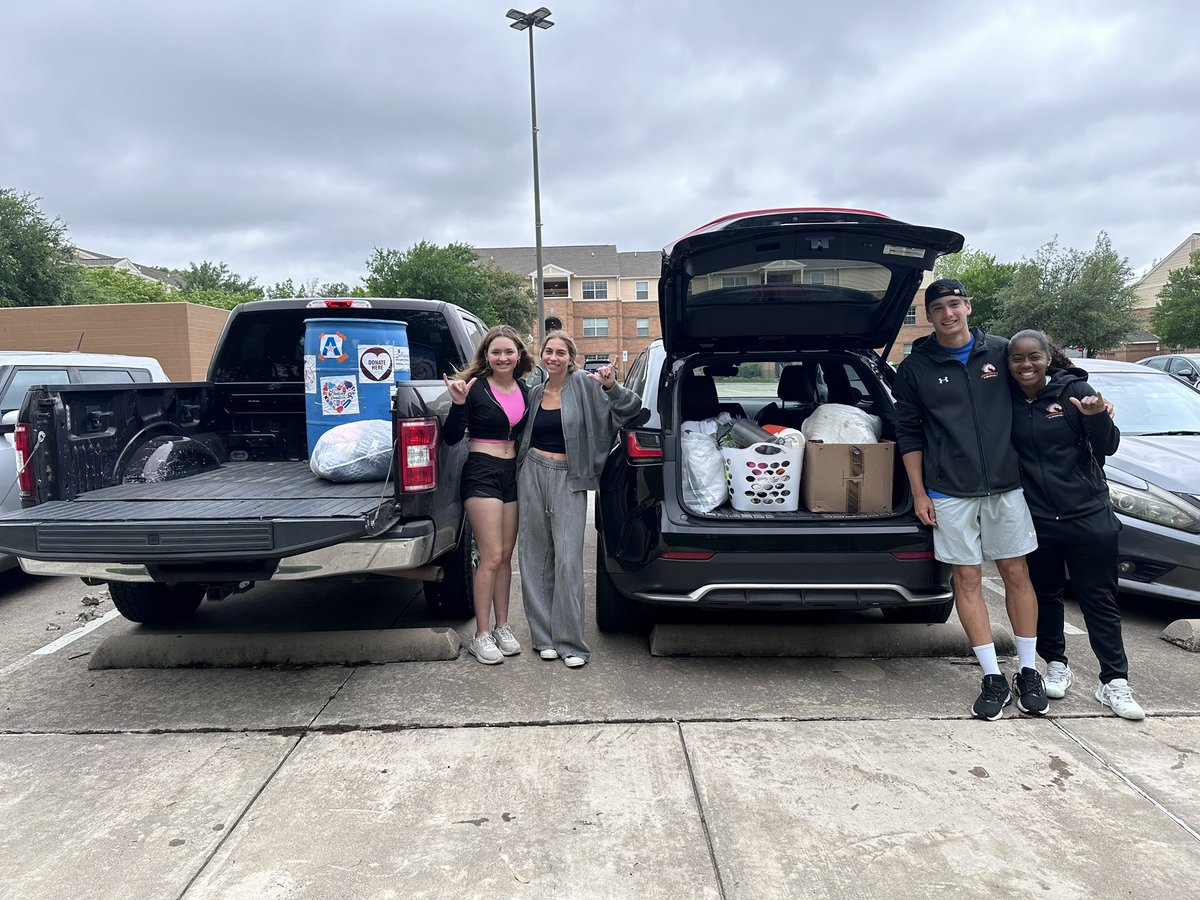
top-left (681, 429), bottom-right (729, 512)
top-left (309, 419), bottom-right (394, 483)
top-left (799, 404), bottom-right (882, 444)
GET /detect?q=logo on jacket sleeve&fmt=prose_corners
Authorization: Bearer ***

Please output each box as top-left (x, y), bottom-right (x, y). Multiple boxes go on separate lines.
top-left (980, 363), bottom-right (999, 379)
top-left (1045, 402), bottom-right (1064, 419)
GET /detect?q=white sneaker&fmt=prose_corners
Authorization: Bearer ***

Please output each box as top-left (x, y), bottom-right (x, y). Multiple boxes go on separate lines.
top-left (1096, 678), bottom-right (1145, 720)
top-left (563, 655), bottom-right (586, 668)
top-left (538, 648), bottom-right (559, 660)
top-left (468, 633), bottom-right (503, 665)
top-left (492, 624), bottom-right (521, 656)
top-left (1044, 661), bottom-right (1073, 699)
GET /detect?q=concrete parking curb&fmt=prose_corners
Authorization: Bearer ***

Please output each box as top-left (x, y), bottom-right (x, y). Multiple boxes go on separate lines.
top-left (87, 628), bottom-right (462, 670)
top-left (1161, 619), bottom-right (1200, 653)
top-left (650, 622), bottom-right (1016, 658)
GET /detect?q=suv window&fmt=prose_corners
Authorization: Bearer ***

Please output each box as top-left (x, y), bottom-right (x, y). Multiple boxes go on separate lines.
top-left (1, 368), bottom-right (71, 413)
top-left (624, 349), bottom-right (649, 396)
top-left (75, 369), bottom-right (143, 384)
top-left (1143, 357), bottom-right (1168, 371)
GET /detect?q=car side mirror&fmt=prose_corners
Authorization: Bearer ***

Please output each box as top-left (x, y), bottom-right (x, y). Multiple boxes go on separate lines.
top-left (0, 410), bottom-right (17, 436)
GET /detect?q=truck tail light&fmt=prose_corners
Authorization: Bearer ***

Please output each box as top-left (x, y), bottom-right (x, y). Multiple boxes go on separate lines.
top-left (397, 417), bottom-right (438, 492)
top-left (624, 428), bottom-right (662, 462)
top-left (14, 423), bottom-right (33, 498)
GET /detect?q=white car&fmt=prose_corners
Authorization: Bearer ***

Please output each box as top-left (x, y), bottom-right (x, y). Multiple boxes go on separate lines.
top-left (0, 351), bottom-right (170, 571)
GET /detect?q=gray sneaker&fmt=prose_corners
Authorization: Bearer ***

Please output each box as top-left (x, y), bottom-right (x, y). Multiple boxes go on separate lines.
top-left (492, 624), bottom-right (521, 656)
top-left (468, 633), bottom-right (503, 665)
top-left (1096, 678), bottom-right (1145, 720)
top-left (1044, 661), bottom-right (1072, 699)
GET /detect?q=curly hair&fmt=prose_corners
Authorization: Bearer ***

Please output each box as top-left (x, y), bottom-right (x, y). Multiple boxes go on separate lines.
top-left (1010, 329), bottom-right (1073, 370)
top-left (540, 329), bottom-right (579, 373)
top-left (455, 325), bottom-right (534, 382)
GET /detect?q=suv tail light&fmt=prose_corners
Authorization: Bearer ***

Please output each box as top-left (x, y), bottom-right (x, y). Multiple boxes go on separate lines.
top-left (397, 417), bottom-right (439, 492)
top-left (305, 298), bottom-right (372, 308)
top-left (14, 423), bottom-right (33, 498)
top-left (624, 428), bottom-right (662, 462)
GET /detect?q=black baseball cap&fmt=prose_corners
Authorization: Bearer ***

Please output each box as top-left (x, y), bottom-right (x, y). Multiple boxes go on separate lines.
top-left (925, 278), bottom-right (968, 306)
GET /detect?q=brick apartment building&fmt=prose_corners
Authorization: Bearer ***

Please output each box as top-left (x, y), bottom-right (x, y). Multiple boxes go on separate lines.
top-left (475, 244), bottom-right (661, 372)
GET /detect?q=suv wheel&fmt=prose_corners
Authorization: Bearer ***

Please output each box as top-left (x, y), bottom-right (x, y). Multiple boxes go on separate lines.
top-left (595, 539), bottom-right (647, 633)
top-left (424, 523), bottom-right (477, 618)
top-left (880, 599), bottom-right (955, 624)
top-left (108, 581), bottom-right (203, 625)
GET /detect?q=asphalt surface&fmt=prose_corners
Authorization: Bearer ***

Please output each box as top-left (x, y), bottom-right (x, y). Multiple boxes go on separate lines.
top-left (1, 506), bottom-right (1198, 899)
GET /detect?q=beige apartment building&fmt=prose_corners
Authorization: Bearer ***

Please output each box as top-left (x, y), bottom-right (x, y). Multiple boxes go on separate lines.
top-left (476, 244), bottom-right (662, 371)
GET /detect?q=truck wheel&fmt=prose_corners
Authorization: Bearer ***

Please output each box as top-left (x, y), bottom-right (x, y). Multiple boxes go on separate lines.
top-left (881, 599), bottom-right (955, 624)
top-left (108, 582), bottom-right (203, 625)
top-left (595, 539), bottom-right (647, 633)
top-left (424, 523), bottom-right (477, 618)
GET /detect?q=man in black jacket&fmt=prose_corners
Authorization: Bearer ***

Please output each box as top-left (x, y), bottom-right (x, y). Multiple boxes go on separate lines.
top-left (894, 279), bottom-right (1048, 720)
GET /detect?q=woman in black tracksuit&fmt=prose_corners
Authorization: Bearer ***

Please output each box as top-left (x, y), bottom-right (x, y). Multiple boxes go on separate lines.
top-left (1007, 329), bottom-right (1144, 720)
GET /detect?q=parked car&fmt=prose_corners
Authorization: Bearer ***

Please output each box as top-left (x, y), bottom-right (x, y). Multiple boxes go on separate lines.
top-left (1136, 353), bottom-right (1200, 392)
top-left (594, 208), bottom-right (965, 630)
top-left (1073, 358), bottom-right (1200, 606)
top-left (0, 352), bottom-right (171, 572)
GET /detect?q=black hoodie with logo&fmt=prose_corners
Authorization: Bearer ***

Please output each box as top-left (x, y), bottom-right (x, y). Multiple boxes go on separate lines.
top-left (894, 326), bottom-right (1022, 497)
top-left (1009, 366), bottom-right (1119, 522)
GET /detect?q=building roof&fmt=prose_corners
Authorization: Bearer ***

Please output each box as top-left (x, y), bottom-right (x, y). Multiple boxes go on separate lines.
top-left (73, 249), bottom-right (185, 289)
top-left (1124, 328), bottom-right (1160, 344)
top-left (476, 244), bottom-right (659, 279)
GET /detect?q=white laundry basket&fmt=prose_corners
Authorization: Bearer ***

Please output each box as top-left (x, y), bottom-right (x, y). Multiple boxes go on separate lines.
top-left (720, 440), bottom-right (803, 511)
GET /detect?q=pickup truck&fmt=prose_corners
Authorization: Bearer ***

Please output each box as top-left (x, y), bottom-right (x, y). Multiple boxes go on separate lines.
top-left (0, 298), bottom-right (486, 624)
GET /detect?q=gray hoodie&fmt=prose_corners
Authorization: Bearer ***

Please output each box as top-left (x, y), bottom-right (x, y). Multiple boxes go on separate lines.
top-left (517, 369), bottom-right (643, 492)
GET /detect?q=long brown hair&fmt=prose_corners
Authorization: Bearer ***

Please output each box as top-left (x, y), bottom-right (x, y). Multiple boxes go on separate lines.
top-left (541, 329), bottom-right (578, 373)
top-left (455, 325), bottom-right (534, 382)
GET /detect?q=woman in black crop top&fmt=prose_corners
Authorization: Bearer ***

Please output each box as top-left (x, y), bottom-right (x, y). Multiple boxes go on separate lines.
top-left (443, 325), bottom-right (533, 666)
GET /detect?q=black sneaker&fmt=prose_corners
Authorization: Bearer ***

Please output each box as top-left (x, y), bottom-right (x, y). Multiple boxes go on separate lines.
top-left (1013, 667), bottom-right (1049, 715)
top-left (972, 674), bottom-right (1012, 721)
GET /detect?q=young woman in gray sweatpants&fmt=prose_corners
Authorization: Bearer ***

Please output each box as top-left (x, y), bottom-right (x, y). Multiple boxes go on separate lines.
top-left (516, 331), bottom-right (643, 668)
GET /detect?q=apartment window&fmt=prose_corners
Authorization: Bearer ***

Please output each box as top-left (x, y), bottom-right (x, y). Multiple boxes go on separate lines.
top-left (636, 318), bottom-right (650, 337)
top-left (635, 280), bottom-right (649, 300)
top-left (543, 279), bottom-right (568, 298)
top-left (583, 317), bottom-right (609, 337)
top-left (582, 280), bottom-right (608, 300)
top-left (902, 343), bottom-right (913, 357)
top-left (904, 305), bottom-right (917, 326)
top-left (809, 271), bottom-right (826, 285)
top-left (722, 274), bottom-right (749, 288)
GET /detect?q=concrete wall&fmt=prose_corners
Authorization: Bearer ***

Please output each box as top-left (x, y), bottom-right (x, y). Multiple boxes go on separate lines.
top-left (0, 302), bottom-right (230, 381)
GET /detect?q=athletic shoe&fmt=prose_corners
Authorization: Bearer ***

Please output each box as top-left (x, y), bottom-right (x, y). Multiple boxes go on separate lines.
top-left (972, 674), bottom-right (1012, 721)
top-left (538, 648), bottom-right (559, 660)
top-left (1044, 661), bottom-right (1073, 699)
top-left (492, 624), bottom-right (521, 656)
top-left (1013, 667), bottom-right (1049, 715)
top-left (467, 633), bottom-right (503, 665)
top-left (563, 655), bottom-right (587, 668)
top-left (1096, 678), bottom-right (1146, 721)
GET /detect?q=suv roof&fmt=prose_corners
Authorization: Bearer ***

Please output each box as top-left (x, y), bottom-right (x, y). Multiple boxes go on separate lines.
top-left (659, 208), bottom-right (964, 356)
top-left (0, 350), bottom-right (166, 370)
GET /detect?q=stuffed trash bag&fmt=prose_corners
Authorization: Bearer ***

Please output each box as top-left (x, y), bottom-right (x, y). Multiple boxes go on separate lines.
top-left (310, 419), bottom-right (394, 483)
top-left (681, 429), bottom-right (728, 512)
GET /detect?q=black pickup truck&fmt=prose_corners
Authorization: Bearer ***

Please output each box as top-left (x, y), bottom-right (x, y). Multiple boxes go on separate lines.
top-left (0, 298), bottom-right (487, 624)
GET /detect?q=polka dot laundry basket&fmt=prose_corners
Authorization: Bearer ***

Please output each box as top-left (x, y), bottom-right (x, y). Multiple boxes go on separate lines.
top-left (721, 440), bottom-right (803, 511)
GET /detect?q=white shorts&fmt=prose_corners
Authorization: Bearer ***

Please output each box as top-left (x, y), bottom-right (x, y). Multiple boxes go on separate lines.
top-left (931, 489), bottom-right (1038, 566)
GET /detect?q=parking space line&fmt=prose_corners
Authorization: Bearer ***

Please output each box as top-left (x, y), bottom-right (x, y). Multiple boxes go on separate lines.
top-left (0, 608), bottom-right (122, 679)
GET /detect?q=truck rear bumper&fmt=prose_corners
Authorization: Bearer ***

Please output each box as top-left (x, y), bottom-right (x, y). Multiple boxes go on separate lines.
top-left (18, 520), bottom-right (437, 583)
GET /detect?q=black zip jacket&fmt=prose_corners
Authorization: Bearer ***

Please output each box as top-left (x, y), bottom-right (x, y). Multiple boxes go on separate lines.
top-left (443, 376), bottom-right (530, 445)
top-left (893, 327), bottom-right (1022, 497)
top-left (1010, 367), bottom-right (1119, 521)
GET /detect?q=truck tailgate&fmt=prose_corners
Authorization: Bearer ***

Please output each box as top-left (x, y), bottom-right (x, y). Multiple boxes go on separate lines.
top-left (0, 461), bottom-right (400, 560)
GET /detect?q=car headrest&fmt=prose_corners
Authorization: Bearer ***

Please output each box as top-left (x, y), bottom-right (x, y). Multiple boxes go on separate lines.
top-left (778, 364), bottom-right (818, 403)
top-left (680, 372), bottom-right (720, 421)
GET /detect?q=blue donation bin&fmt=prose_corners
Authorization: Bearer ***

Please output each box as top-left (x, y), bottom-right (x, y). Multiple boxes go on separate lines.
top-left (304, 317), bottom-right (409, 452)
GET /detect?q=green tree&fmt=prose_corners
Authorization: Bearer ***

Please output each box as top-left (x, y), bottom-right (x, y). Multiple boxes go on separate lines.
top-left (364, 241), bottom-right (535, 332)
top-left (933, 246), bottom-right (1017, 333)
top-left (0, 188), bottom-right (83, 306)
top-left (994, 233), bottom-right (1138, 357)
top-left (174, 260), bottom-right (259, 296)
top-left (77, 267), bottom-right (174, 304)
top-left (181, 287), bottom-right (261, 310)
top-left (1150, 250), bottom-right (1200, 348)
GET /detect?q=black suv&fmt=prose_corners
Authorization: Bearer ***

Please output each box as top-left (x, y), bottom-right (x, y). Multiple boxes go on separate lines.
top-left (595, 208), bottom-right (965, 630)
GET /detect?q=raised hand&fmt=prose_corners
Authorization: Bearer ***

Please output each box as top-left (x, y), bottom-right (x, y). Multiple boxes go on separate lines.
top-left (1069, 390), bottom-right (1109, 416)
top-left (585, 360), bottom-right (617, 390)
top-left (444, 375), bottom-right (476, 405)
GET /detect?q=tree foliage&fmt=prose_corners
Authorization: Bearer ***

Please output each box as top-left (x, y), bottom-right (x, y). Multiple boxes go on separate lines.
top-left (933, 246), bottom-right (1017, 334)
top-left (77, 267), bottom-right (174, 304)
top-left (364, 241), bottom-right (535, 332)
top-left (174, 260), bottom-right (259, 296)
top-left (993, 233), bottom-right (1138, 356)
top-left (0, 188), bottom-right (83, 307)
top-left (1150, 250), bottom-right (1200, 349)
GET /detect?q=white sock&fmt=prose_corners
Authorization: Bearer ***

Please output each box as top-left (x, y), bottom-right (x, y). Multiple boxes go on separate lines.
top-left (972, 643), bottom-right (1001, 676)
top-left (1015, 635), bottom-right (1038, 672)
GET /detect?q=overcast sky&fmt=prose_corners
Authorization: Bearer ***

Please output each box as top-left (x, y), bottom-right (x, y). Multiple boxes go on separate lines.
top-left (5, 0), bottom-right (1198, 289)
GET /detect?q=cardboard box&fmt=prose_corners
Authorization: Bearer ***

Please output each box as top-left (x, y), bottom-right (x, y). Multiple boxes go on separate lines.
top-left (800, 440), bottom-right (895, 514)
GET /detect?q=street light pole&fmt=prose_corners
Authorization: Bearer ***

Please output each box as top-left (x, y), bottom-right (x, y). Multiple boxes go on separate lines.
top-left (506, 7), bottom-right (554, 348)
